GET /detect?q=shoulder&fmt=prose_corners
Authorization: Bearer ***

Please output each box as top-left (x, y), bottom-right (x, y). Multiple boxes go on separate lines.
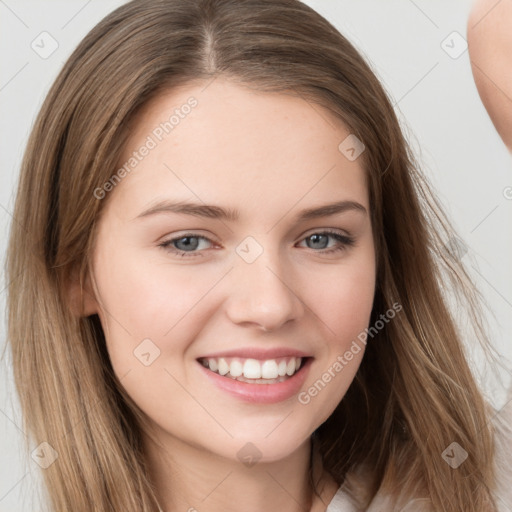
top-left (467, 0), bottom-right (512, 70)
top-left (467, 0), bottom-right (512, 151)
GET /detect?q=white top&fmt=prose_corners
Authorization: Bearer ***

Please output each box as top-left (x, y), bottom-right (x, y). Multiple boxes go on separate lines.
top-left (325, 486), bottom-right (358, 512)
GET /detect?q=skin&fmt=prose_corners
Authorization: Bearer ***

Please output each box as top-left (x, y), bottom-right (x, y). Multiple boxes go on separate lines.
top-left (76, 77), bottom-right (376, 512)
top-left (467, 0), bottom-right (512, 153)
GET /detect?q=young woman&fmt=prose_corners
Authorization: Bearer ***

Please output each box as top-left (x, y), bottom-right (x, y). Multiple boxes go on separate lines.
top-left (5, 0), bottom-right (511, 511)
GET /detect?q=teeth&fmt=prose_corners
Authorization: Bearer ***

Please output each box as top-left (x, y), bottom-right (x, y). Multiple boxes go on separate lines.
top-left (201, 356), bottom-right (304, 381)
top-left (286, 359), bottom-right (296, 376)
top-left (261, 360), bottom-right (278, 379)
top-left (208, 358), bottom-right (218, 372)
top-left (243, 359), bottom-right (262, 379)
top-left (218, 358), bottom-right (229, 376)
top-left (230, 360), bottom-right (243, 377)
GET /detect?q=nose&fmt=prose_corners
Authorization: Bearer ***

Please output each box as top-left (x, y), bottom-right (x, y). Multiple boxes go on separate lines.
top-left (224, 245), bottom-right (304, 332)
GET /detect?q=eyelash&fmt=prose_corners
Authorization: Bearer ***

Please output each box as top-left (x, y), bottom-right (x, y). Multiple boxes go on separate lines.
top-left (158, 230), bottom-right (355, 258)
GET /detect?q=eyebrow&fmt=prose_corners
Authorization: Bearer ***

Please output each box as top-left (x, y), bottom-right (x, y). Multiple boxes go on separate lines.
top-left (134, 199), bottom-right (367, 223)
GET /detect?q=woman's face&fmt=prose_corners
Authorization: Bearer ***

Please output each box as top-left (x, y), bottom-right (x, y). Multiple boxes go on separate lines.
top-left (86, 77), bottom-right (376, 463)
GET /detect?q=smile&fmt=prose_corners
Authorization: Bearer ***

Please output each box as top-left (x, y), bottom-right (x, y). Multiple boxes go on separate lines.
top-left (197, 356), bottom-right (304, 383)
top-left (196, 355), bottom-right (313, 403)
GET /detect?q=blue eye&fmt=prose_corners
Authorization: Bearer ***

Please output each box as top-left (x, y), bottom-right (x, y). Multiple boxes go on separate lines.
top-left (158, 234), bottom-right (213, 257)
top-left (299, 231), bottom-right (355, 253)
top-left (158, 230), bottom-right (355, 258)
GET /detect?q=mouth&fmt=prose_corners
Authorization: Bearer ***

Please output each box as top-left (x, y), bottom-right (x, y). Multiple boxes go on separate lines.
top-left (196, 356), bottom-right (310, 384)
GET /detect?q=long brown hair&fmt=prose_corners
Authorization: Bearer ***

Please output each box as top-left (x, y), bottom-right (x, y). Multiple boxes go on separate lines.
top-left (5, 0), bottom-right (501, 510)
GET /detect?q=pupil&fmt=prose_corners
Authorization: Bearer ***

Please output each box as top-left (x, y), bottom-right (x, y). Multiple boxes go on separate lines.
top-left (176, 236), bottom-right (199, 251)
top-left (309, 234), bottom-right (327, 249)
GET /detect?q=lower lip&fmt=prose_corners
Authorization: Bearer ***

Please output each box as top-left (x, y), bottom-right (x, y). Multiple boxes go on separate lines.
top-left (197, 358), bottom-right (313, 404)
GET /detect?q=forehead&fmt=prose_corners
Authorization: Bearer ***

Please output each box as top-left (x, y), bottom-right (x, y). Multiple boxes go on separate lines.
top-left (108, 77), bottom-right (368, 222)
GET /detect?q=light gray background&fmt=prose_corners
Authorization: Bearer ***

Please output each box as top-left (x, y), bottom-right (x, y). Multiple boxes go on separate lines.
top-left (1, 1), bottom-right (511, 510)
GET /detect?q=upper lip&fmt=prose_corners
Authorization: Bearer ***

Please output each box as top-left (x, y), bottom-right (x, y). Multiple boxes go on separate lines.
top-left (197, 347), bottom-right (312, 360)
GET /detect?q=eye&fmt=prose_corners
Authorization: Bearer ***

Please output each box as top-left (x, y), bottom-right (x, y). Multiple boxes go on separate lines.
top-left (297, 230), bottom-right (355, 255)
top-left (158, 234), bottom-right (214, 258)
top-left (158, 230), bottom-right (355, 258)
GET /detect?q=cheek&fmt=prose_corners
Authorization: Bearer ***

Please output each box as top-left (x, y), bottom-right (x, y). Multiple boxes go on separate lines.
top-left (91, 253), bottom-right (214, 425)
top-left (91, 245), bottom-right (215, 371)
top-left (308, 256), bottom-right (375, 346)
top-left (297, 267), bottom-right (373, 428)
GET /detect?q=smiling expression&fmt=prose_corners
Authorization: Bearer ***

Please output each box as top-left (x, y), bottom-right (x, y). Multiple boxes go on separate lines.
top-left (85, 77), bottom-right (376, 462)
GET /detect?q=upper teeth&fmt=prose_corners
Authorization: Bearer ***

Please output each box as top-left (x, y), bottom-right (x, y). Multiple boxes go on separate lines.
top-left (200, 356), bottom-right (303, 379)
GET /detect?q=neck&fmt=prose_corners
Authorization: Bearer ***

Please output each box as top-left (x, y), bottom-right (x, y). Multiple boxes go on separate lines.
top-left (144, 431), bottom-right (338, 512)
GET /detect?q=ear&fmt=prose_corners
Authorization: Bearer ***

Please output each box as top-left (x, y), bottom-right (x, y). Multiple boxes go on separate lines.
top-left (67, 265), bottom-right (100, 317)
